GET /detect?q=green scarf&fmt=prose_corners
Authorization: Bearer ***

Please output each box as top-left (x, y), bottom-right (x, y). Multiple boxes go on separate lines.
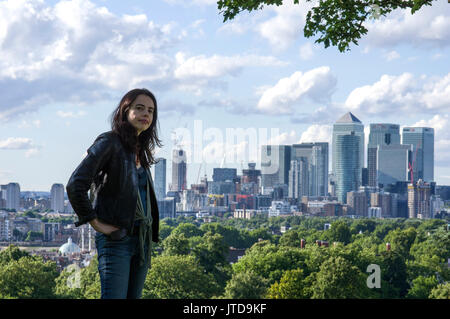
top-left (134, 168), bottom-right (153, 267)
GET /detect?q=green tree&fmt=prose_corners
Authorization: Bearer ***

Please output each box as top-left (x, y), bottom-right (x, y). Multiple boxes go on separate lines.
top-left (223, 271), bottom-right (269, 299)
top-left (55, 264), bottom-right (85, 299)
top-left (310, 256), bottom-right (370, 298)
top-left (325, 220), bottom-right (352, 245)
top-left (0, 256), bottom-right (58, 298)
top-left (143, 255), bottom-right (220, 299)
top-left (383, 227), bottom-right (417, 259)
top-left (217, 0), bottom-right (434, 52)
top-left (350, 219), bottom-right (377, 235)
top-left (80, 257), bottom-right (101, 299)
top-left (200, 223), bottom-right (248, 248)
top-left (162, 232), bottom-right (190, 256)
top-left (191, 231), bottom-right (231, 291)
top-left (0, 245), bottom-right (30, 264)
top-left (55, 257), bottom-right (101, 299)
top-left (171, 222), bottom-right (204, 238)
top-left (25, 231), bottom-right (43, 242)
top-left (429, 283), bottom-right (450, 299)
top-left (279, 229), bottom-right (303, 248)
top-left (266, 268), bottom-right (308, 299)
top-left (157, 221), bottom-right (174, 241)
top-left (406, 275), bottom-right (439, 299)
top-left (232, 241), bottom-right (308, 284)
top-left (379, 250), bottom-right (409, 298)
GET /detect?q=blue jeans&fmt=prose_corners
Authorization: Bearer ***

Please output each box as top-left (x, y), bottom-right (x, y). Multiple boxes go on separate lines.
top-left (95, 231), bottom-right (150, 299)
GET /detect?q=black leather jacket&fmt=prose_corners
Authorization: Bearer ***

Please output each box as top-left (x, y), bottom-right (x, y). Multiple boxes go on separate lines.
top-left (66, 131), bottom-right (160, 242)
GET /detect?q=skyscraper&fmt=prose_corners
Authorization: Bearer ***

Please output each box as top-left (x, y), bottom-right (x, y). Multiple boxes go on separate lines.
top-left (154, 158), bottom-right (167, 201)
top-left (334, 133), bottom-right (361, 203)
top-left (402, 127), bottom-right (434, 182)
top-left (213, 168), bottom-right (237, 182)
top-left (367, 124), bottom-right (401, 187)
top-left (50, 183), bottom-right (65, 213)
top-left (288, 158), bottom-right (309, 199)
top-left (171, 149), bottom-right (187, 192)
top-left (261, 145), bottom-right (291, 190)
top-left (6, 183), bottom-right (20, 211)
top-left (408, 179), bottom-right (431, 219)
top-left (332, 112), bottom-right (364, 184)
top-left (377, 144), bottom-right (411, 187)
top-left (332, 113), bottom-right (364, 203)
top-left (291, 143), bottom-right (328, 196)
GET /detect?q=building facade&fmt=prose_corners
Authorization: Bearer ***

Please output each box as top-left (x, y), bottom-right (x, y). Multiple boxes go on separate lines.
top-left (408, 179), bottom-right (432, 219)
top-left (171, 149), bottom-right (187, 192)
top-left (154, 157), bottom-right (167, 201)
top-left (334, 133), bottom-right (361, 203)
top-left (332, 112), bottom-right (364, 185)
top-left (377, 144), bottom-right (411, 187)
top-left (6, 183), bottom-right (20, 211)
top-left (402, 127), bottom-right (434, 183)
top-left (261, 145), bottom-right (291, 189)
top-left (51, 183), bottom-right (65, 213)
top-left (367, 124), bottom-right (401, 187)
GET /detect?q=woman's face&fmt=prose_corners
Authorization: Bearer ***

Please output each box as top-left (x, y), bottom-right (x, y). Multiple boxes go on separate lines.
top-left (126, 94), bottom-right (154, 136)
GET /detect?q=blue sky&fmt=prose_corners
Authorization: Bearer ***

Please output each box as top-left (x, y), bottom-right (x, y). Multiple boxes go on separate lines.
top-left (0, 0), bottom-right (449, 191)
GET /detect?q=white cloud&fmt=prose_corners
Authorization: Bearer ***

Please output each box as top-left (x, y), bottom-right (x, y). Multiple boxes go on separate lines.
top-left (299, 42), bottom-right (315, 60)
top-left (384, 50), bottom-right (400, 61)
top-left (364, 1), bottom-right (450, 48)
top-left (174, 52), bottom-right (287, 80)
top-left (257, 66), bottom-right (337, 114)
top-left (267, 130), bottom-right (299, 145)
top-left (217, 19), bottom-right (249, 35)
top-left (17, 119), bottom-right (41, 129)
top-left (299, 125), bottom-right (332, 144)
top-left (0, 137), bottom-right (35, 150)
top-left (174, 52), bottom-right (287, 93)
top-left (163, 0), bottom-right (216, 6)
top-left (256, 2), bottom-right (310, 51)
top-left (344, 72), bottom-right (450, 117)
top-left (0, 0), bottom-right (178, 122)
top-left (56, 110), bottom-right (86, 118)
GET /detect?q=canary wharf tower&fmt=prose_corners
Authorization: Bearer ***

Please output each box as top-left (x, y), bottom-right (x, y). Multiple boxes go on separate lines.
top-left (332, 112), bottom-right (364, 203)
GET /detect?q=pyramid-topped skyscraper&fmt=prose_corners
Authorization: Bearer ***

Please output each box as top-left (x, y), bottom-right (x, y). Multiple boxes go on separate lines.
top-left (336, 112), bottom-right (362, 124)
top-left (332, 112), bottom-right (364, 203)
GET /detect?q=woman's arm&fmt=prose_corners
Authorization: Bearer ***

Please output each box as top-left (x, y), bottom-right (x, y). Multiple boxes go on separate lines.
top-left (66, 133), bottom-right (115, 227)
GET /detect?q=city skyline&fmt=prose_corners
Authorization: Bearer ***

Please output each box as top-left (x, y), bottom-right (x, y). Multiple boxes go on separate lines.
top-left (0, 118), bottom-right (444, 193)
top-left (0, 0), bottom-right (449, 191)
top-left (0, 118), bottom-right (440, 193)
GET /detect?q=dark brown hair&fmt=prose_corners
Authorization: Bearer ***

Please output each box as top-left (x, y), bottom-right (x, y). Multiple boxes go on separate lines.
top-left (110, 88), bottom-right (163, 168)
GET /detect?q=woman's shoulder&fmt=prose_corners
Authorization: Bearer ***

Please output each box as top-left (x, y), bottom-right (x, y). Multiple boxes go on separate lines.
top-left (94, 130), bottom-right (121, 143)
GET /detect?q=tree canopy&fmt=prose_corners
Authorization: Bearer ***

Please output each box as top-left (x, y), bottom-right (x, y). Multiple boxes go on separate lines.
top-left (217, 0), bottom-right (435, 52)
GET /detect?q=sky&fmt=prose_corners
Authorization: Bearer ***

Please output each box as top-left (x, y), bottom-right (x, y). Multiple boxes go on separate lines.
top-left (0, 0), bottom-right (449, 192)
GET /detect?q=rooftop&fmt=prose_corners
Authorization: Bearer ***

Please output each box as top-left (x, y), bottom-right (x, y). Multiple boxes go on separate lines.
top-left (336, 112), bottom-right (362, 124)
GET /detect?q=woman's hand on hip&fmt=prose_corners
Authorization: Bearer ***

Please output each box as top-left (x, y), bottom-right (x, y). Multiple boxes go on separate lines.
top-left (89, 218), bottom-right (120, 235)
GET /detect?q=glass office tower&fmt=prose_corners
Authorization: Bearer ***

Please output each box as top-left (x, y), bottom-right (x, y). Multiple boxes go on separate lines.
top-left (154, 157), bottom-right (167, 201)
top-left (402, 127), bottom-right (434, 182)
top-left (334, 133), bottom-right (361, 204)
top-left (332, 112), bottom-right (364, 203)
top-left (261, 145), bottom-right (291, 189)
top-left (367, 123), bottom-right (401, 187)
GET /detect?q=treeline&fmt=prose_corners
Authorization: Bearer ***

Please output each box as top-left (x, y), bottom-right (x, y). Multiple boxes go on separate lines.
top-left (0, 216), bottom-right (449, 299)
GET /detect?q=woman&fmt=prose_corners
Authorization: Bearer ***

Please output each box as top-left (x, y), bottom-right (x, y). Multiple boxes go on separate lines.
top-left (66, 88), bottom-right (162, 299)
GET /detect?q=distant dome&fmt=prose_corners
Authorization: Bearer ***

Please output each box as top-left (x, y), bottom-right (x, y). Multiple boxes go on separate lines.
top-left (59, 237), bottom-right (81, 255)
